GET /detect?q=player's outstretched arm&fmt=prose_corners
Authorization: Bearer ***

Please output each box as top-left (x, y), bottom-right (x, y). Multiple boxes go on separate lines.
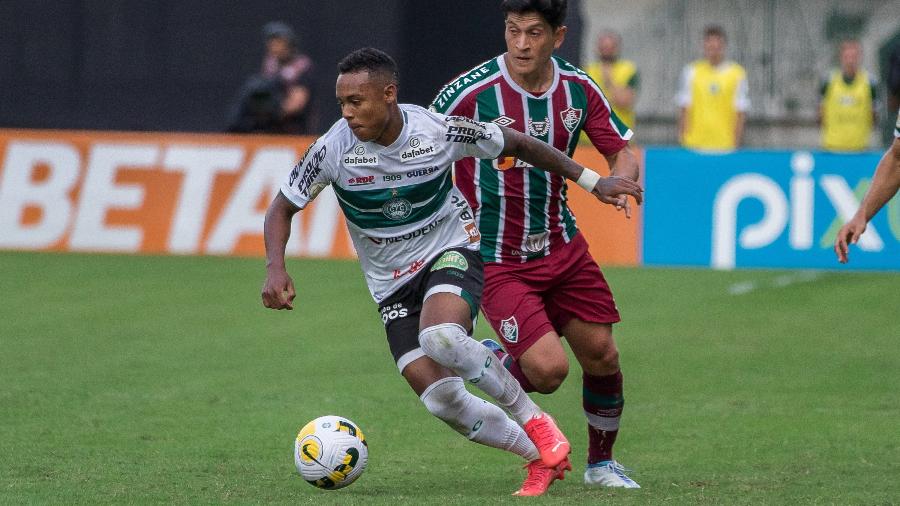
top-left (498, 126), bottom-right (643, 208)
top-left (835, 138), bottom-right (900, 263)
top-left (262, 192), bottom-right (300, 310)
top-left (606, 144), bottom-right (640, 182)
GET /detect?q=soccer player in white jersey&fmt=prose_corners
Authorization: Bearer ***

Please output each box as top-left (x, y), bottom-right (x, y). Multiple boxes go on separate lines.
top-left (431, 0), bottom-right (642, 488)
top-left (835, 108), bottom-right (900, 263)
top-left (261, 48), bottom-right (643, 496)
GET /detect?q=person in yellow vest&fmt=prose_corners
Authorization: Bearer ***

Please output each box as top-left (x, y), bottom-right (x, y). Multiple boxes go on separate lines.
top-left (819, 40), bottom-right (878, 152)
top-left (676, 25), bottom-right (749, 152)
top-left (586, 30), bottom-right (638, 129)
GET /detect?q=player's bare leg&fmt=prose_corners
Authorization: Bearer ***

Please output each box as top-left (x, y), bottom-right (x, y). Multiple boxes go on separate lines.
top-left (401, 354), bottom-right (455, 396)
top-left (481, 330), bottom-right (570, 394)
top-left (516, 331), bottom-right (570, 393)
top-left (419, 293), bottom-right (570, 469)
top-left (564, 319), bottom-right (639, 488)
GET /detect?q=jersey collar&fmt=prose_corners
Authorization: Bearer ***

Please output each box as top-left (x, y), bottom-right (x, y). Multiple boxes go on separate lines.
top-left (365, 108), bottom-right (409, 153)
top-left (498, 54), bottom-right (560, 100)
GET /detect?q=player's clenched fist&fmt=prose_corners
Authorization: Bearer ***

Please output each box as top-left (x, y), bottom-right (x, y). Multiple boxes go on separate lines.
top-left (262, 269), bottom-right (296, 310)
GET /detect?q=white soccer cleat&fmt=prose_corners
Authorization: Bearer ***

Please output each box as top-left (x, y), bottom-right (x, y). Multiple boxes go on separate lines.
top-left (584, 460), bottom-right (640, 488)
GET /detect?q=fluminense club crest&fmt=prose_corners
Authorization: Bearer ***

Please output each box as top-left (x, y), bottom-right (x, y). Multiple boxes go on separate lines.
top-left (499, 316), bottom-right (519, 343)
top-left (559, 107), bottom-right (583, 133)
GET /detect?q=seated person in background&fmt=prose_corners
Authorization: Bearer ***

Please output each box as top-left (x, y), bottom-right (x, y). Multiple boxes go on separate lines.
top-left (227, 21), bottom-right (315, 134)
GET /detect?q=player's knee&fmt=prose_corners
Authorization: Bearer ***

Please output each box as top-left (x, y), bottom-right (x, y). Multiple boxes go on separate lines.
top-left (418, 323), bottom-right (466, 359)
top-left (419, 377), bottom-right (469, 433)
top-left (580, 341), bottom-right (620, 373)
top-left (419, 323), bottom-right (484, 379)
top-left (599, 346), bottom-right (620, 370)
top-left (526, 359), bottom-right (569, 394)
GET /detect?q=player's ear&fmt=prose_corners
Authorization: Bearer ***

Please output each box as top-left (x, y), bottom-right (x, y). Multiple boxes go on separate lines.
top-left (383, 82), bottom-right (398, 104)
top-left (554, 25), bottom-right (567, 50)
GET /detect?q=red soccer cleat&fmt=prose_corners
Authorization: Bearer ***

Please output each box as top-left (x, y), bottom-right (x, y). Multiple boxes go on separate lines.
top-left (513, 457), bottom-right (572, 496)
top-left (523, 413), bottom-right (571, 467)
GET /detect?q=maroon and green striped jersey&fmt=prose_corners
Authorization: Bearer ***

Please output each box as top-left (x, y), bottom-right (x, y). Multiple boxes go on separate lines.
top-left (431, 54), bottom-right (632, 263)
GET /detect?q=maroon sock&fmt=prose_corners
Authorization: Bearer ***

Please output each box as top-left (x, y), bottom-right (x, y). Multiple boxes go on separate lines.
top-left (583, 371), bottom-right (624, 464)
top-left (505, 356), bottom-right (538, 393)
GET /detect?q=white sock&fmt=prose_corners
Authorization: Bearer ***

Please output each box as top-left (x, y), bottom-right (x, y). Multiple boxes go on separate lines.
top-left (419, 324), bottom-right (541, 425)
top-left (420, 377), bottom-right (539, 461)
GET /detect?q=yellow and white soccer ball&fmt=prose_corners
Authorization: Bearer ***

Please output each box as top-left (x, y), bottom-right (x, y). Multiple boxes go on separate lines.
top-left (294, 415), bottom-right (368, 490)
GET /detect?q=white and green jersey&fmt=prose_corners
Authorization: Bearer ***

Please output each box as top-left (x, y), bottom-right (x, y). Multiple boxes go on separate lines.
top-left (280, 104), bottom-right (504, 302)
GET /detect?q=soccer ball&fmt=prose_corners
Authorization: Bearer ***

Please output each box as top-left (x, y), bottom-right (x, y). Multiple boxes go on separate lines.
top-left (294, 415), bottom-right (368, 490)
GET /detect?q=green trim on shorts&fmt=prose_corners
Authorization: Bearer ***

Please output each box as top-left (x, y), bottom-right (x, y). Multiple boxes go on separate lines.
top-left (459, 289), bottom-right (478, 321)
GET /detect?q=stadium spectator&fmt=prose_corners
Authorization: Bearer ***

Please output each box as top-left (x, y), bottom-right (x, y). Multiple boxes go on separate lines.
top-left (431, 0), bottom-right (642, 489)
top-left (819, 39), bottom-right (878, 152)
top-left (227, 21), bottom-right (315, 134)
top-left (676, 25), bottom-right (750, 151)
top-left (586, 30), bottom-right (638, 129)
top-left (834, 107), bottom-right (900, 263)
top-left (263, 47), bottom-right (642, 496)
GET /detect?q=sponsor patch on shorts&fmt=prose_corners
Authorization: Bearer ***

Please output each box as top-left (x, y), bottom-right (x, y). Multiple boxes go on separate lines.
top-left (430, 251), bottom-right (469, 272)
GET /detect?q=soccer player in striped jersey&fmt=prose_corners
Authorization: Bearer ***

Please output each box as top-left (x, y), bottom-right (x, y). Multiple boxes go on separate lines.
top-left (262, 48), bottom-right (642, 495)
top-left (835, 107), bottom-right (900, 263)
top-left (430, 0), bottom-right (642, 489)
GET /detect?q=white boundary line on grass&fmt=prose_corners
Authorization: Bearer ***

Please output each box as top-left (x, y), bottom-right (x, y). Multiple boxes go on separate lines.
top-left (727, 271), bottom-right (823, 296)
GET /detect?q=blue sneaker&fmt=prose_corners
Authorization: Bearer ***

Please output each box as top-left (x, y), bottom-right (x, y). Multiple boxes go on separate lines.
top-left (480, 338), bottom-right (512, 368)
top-left (584, 460), bottom-right (640, 488)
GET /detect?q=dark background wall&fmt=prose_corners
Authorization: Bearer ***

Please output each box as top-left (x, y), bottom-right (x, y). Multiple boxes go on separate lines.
top-left (0, 0), bottom-right (581, 134)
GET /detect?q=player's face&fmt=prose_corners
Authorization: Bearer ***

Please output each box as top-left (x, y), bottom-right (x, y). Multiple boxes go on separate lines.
top-left (336, 71), bottom-right (395, 143)
top-left (703, 34), bottom-right (726, 65)
top-left (504, 13), bottom-right (566, 77)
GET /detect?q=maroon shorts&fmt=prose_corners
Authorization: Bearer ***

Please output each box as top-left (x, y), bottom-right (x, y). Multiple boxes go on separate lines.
top-left (481, 233), bottom-right (620, 359)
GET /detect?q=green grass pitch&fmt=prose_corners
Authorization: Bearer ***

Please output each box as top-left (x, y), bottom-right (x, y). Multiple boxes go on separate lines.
top-left (2, 251), bottom-right (898, 504)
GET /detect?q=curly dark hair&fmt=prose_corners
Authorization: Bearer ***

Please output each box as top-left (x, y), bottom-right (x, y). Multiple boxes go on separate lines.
top-left (337, 47), bottom-right (399, 85)
top-left (501, 0), bottom-right (567, 29)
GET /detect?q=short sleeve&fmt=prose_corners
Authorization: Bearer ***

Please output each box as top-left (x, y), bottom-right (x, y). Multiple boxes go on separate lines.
top-left (279, 137), bottom-right (334, 209)
top-left (582, 81), bottom-right (631, 155)
top-left (676, 65), bottom-right (693, 107)
top-left (628, 71), bottom-right (640, 90)
top-left (441, 115), bottom-right (505, 161)
top-left (734, 68), bottom-right (750, 112)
